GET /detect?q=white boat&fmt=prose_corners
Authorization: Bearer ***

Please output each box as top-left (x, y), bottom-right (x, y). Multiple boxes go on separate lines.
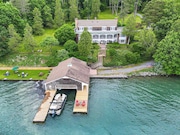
top-left (48, 93), bottom-right (67, 117)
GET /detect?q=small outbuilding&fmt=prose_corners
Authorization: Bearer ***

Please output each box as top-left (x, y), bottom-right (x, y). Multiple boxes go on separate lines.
top-left (44, 57), bottom-right (90, 91)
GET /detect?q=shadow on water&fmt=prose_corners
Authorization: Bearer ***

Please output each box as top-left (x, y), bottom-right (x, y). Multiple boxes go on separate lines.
top-left (57, 89), bottom-right (76, 102)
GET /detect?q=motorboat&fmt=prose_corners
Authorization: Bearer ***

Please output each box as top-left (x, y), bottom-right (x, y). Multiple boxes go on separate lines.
top-left (48, 93), bottom-right (67, 117)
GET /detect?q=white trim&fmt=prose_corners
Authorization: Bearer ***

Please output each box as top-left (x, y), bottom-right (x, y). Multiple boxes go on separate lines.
top-left (45, 76), bottom-right (88, 87)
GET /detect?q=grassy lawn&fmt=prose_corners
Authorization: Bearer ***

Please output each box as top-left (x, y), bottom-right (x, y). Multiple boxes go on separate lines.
top-left (0, 53), bottom-right (50, 67)
top-left (34, 29), bottom-right (56, 44)
top-left (99, 10), bottom-right (118, 19)
top-left (0, 70), bottom-right (50, 80)
top-left (99, 10), bottom-right (142, 25)
top-left (15, 28), bottom-right (62, 53)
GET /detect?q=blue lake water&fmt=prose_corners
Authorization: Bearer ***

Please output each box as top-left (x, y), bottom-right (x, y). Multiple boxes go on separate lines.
top-left (0, 77), bottom-right (180, 135)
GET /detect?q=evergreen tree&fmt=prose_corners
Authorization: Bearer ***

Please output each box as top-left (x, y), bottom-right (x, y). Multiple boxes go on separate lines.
top-left (54, 0), bottom-right (64, 28)
top-left (10, 0), bottom-right (30, 17)
top-left (23, 23), bottom-right (36, 52)
top-left (42, 5), bottom-right (54, 28)
top-left (69, 0), bottom-right (79, 21)
top-left (78, 29), bottom-right (92, 60)
top-left (32, 7), bottom-right (44, 35)
top-left (91, 0), bottom-right (100, 18)
top-left (0, 26), bottom-right (9, 57)
top-left (8, 24), bottom-right (22, 51)
top-left (80, 0), bottom-right (92, 19)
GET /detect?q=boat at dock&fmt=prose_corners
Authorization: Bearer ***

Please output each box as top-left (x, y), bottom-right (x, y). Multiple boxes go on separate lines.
top-left (48, 93), bottom-right (67, 117)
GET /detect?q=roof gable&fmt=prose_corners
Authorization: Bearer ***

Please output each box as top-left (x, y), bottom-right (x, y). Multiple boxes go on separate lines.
top-left (75, 19), bottom-right (118, 27)
top-left (45, 57), bottom-right (90, 84)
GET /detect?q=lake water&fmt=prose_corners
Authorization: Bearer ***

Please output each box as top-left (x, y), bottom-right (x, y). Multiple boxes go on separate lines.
top-left (0, 77), bottom-right (180, 135)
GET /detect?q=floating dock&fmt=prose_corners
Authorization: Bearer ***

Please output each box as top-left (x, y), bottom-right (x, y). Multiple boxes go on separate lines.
top-left (73, 86), bottom-right (89, 113)
top-left (33, 90), bottom-right (57, 123)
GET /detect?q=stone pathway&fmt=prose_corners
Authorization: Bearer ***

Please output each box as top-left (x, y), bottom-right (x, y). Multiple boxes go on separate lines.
top-left (90, 44), bottom-right (107, 69)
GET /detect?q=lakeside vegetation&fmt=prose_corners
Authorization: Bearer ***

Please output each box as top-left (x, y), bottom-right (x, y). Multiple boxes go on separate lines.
top-left (0, 0), bottom-right (179, 75)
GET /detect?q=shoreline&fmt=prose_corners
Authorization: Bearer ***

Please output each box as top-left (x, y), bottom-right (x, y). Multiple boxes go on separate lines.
top-left (1, 73), bottom-right (178, 81)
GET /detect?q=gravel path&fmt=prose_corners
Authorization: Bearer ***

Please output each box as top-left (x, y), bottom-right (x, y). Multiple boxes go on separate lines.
top-left (98, 61), bottom-right (154, 75)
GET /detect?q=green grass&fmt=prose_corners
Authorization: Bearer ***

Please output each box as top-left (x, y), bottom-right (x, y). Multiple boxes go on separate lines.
top-left (99, 10), bottom-right (118, 19)
top-left (14, 29), bottom-right (60, 53)
top-left (99, 10), bottom-right (142, 26)
top-left (34, 29), bottom-right (56, 44)
top-left (0, 53), bottom-right (50, 66)
top-left (0, 70), bottom-right (50, 80)
top-left (0, 28), bottom-right (64, 67)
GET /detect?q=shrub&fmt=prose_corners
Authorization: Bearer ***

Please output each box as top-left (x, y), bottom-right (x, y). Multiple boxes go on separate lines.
top-left (64, 40), bottom-right (78, 52)
top-left (54, 24), bottom-right (75, 45)
top-left (40, 36), bottom-right (59, 47)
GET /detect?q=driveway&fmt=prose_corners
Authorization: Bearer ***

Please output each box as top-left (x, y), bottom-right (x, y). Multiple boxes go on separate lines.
top-left (98, 61), bottom-right (154, 75)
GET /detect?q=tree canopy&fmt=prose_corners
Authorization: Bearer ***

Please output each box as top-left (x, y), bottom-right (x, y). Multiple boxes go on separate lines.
top-left (78, 29), bottom-right (92, 60)
top-left (54, 24), bottom-right (75, 45)
top-left (153, 31), bottom-right (180, 75)
top-left (0, 2), bottom-right (25, 34)
top-left (0, 26), bottom-right (9, 57)
top-left (32, 7), bottom-right (44, 35)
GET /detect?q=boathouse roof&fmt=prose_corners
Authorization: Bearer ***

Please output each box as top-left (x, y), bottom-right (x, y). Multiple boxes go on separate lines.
top-left (75, 18), bottom-right (118, 28)
top-left (45, 57), bottom-right (90, 84)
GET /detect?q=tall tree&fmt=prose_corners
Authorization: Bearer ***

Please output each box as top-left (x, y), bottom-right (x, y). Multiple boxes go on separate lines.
top-left (91, 0), bottom-right (100, 18)
top-left (123, 15), bottom-right (137, 44)
top-left (135, 28), bottom-right (157, 59)
top-left (0, 2), bottom-right (25, 35)
top-left (8, 24), bottom-right (22, 51)
top-left (78, 29), bottom-right (92, 60)
top-left (23, 23), bottom-right (36, 52)
top-left (0, 26), bottom-right (9, 57)
top-left (54, 0), bottom-right (64, 28)
top-left (32, 7), bottom-right (44, 35)
top-left (42, 5), bottom-right (54, 28)
top-left (28, 0), bottom-right (46, 25)
top-left (109, 0), bottom-right (121, 15)
top-left (80, 0), bottom-right (92, 19)
top-left (143, 0), bottom-right (165, 26)
top-left (153, 1), bottom-right (180, 41)
top-left (120, 0), bottom-right (129, 25)
top-left (10, 0), bottom-right (30, 17)
top-left (69, 0), bottom-right (79, 21)
top-left (153, 31), bottom-right (180, 75)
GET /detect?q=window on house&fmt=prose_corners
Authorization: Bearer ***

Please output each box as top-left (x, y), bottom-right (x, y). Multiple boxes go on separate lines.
top-left (120, 40), bottom-right (125, 43)
top-left (92, 27), bottom-right (102, 31)
top-left (107, 27), bottom-right (110, 31)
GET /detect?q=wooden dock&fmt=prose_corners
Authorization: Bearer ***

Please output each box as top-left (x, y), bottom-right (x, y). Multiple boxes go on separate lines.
top-left (73, 86), bottom-right (89, 113)
top-left (33, 90), bottom-right (57, 123)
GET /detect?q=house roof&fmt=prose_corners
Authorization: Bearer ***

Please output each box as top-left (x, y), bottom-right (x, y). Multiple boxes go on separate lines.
top-left (45, 57), bottom-right (90, 84)
top-left (75, 19), bottom-right (118, 28)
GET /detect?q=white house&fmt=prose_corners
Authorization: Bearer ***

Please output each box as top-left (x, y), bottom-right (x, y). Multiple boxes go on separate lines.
top-left (75, 18), bottom-right (127, 44)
